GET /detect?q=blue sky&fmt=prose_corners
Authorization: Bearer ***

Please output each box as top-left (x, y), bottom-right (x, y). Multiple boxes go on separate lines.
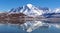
top-left (0, 0), bottom-right (60, 12)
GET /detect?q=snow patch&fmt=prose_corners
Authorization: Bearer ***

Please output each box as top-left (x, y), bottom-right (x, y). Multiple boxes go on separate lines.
top-left (27, 4), bottom-right (33, 9)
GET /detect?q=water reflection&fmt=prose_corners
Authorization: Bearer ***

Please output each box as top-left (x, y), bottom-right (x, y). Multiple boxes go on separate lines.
top-left (20, 21), bottom-right (60, 33)
top-left (49, 23), bottom-right (60, 29)
top-left (20, 21), bottom-right (50, 32)
top-left (0, 21), bottom-right (60, 33)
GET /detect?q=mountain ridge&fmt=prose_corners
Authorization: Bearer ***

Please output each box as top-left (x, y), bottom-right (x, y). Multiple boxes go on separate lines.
top-left (9, 4), bottom-right (50, 16)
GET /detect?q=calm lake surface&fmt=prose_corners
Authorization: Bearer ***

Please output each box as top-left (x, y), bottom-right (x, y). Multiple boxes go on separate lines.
top-left (0, 22), bottom-right (60, 33)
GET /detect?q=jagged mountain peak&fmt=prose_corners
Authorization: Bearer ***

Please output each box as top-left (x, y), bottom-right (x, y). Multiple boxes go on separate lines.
top-left (9, 4), bottom-right (50, 16)
top-left (26, 4), bottom-right (33, 9)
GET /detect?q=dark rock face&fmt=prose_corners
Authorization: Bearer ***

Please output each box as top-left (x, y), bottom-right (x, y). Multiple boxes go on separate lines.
top-left (43, 13), bottom-right (60, 18)
top-left (0, 13), bottom-right (26, 24)
top-left (8, 13), bottom-right (26, 24)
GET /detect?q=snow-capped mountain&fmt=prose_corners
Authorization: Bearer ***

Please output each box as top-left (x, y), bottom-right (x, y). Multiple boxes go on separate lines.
top-left (9, 4), bottom-right (49, 16)
top-left (8, 4), bottom-right (60, 32)
top-left (43, 8), bottom-right (60, 18)
top-left (53, 8), bottom-right (60, 13)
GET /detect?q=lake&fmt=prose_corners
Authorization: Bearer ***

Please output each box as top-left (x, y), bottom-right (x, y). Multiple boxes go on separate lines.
top-left (0, 22), bottom-right (60, 33)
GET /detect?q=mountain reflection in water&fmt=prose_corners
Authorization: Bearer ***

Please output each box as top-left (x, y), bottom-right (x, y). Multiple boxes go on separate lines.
top-left (0, 21), bottom-right (60, 33)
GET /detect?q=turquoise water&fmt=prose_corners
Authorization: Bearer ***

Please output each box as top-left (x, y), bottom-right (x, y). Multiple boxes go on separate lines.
top-left (0, 23), bottom-right (60, 33)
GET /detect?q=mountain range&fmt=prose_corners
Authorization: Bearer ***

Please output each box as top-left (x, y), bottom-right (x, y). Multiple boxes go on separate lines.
top-left (9, 4), bottom-right (60, 17)
top-left (9, 4), bottom-right (50, 16)
top-left (0, 4), bottom-right (60, 24)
